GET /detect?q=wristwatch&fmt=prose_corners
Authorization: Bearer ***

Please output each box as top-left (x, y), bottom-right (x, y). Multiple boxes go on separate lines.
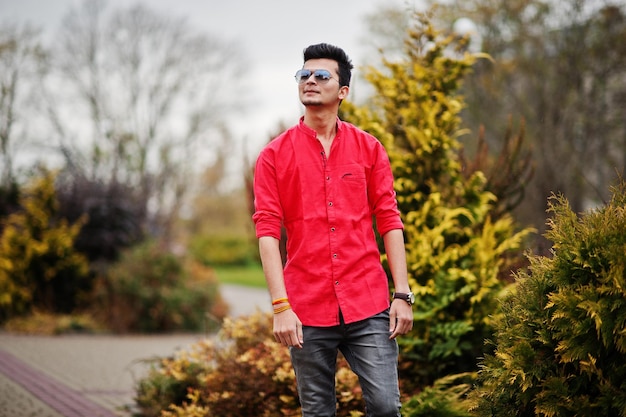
top-left (393, 292), bottom-right (415, 306)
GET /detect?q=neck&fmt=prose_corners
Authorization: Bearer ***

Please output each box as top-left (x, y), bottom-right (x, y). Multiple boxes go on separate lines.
top-left (303, 109), bottom-right (337, 141)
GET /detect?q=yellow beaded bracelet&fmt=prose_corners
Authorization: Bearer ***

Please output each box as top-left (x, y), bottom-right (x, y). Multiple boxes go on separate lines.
top-left (273, 304), bottom-right (291, 314)
top-left (272, 297), bottom-right (289, 306)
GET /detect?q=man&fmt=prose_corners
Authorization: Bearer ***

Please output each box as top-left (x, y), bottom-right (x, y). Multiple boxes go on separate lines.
top-left (253, 43), bottom-right (413, 417)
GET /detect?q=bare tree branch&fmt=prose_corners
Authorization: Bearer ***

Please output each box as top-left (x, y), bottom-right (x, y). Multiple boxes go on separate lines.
top-left (39, 0), bottom-right (247, 239)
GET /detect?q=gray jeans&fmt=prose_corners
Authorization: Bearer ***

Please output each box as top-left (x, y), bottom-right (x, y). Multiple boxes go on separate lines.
top-left (290, 309), bottom-right (401, 417)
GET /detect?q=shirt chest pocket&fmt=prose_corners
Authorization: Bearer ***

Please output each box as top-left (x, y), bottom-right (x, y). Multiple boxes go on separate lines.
top-left (335, 165), bottom-right (368, 212)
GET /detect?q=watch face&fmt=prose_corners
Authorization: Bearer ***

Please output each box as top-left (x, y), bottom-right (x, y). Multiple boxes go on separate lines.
top-left (408, 293), bottom-right (415, 304)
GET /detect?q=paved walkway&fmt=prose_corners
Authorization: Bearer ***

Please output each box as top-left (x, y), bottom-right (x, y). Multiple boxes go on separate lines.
top-left (0, 284), bottom-right (270, 417)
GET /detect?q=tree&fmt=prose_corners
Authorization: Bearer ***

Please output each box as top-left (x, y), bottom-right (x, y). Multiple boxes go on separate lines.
top-left (38, 0), bottom-right (247, 241)
top-left (360, 4), bottom-right (412, 61)
top-left (427, 0), bottom-right (626, 238)
top-left (459, 118), bottom-right (534, 221)
top-left (0, 23), bottom-right (41, 187)
top-left (359, 3), bottom-right (534, 224)
top-left (341, 13), bottom-right (533, 392)
top-left (0, 23), bottom-right (44, 217)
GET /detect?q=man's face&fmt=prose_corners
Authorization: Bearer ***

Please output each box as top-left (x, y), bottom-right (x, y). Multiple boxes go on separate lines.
top-left (298, 58), bottom-right (347, 107)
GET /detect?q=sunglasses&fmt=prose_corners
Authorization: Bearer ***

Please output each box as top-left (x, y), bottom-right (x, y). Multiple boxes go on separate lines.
top-left (294, 69), bottom-right (338, 84)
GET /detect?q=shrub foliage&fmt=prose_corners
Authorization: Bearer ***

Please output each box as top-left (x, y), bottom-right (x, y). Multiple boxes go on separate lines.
top-left (135, 312), bottom-right (364, 417)
top-left (470, 181), bottom-right (626, 416)
top-left (93, 241), bottom-right (227, 333)
top-left (56, 175), bottom-right (145, 262)
top-left (0, 171), bottom-right (89, 322)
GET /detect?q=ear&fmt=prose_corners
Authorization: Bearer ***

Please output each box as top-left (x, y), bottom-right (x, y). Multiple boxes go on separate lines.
top-left (338, 85), bottom-right (349, 100)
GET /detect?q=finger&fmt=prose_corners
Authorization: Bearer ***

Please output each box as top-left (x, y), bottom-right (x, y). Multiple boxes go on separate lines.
top-left (275, 329), bottom-right (291, 346)
top-left (389, 313), bottom-right (397, 333)
top-left (398, 317), bottom-right (413, 334)
top-left (291, 337), bottom-right (302, 348)
top-left (283, 327), bottom-right (299, 348)
top-left (389, 326), bottom-right (400, 339)
top-left (390, 316), bottom-right (412, 339)
top-left (295, 323), bottom-right (304, 348)
top-left (276, 334), bottom-right (288, 346)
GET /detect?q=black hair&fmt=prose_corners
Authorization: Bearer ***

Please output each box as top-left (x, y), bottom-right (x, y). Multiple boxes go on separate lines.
top-left (303, 43), bottom-right (353, 87)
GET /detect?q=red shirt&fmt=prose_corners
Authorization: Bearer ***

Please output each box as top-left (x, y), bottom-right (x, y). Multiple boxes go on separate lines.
top-left (253, 118), bottom-right (403, 326)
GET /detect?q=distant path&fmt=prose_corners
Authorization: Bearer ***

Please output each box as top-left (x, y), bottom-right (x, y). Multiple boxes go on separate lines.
top-left (221, 283), bottom-right (270, 317)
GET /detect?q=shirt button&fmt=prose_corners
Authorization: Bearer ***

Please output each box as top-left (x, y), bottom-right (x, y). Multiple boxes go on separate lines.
top-left (330, 227), bottom-right (335, 232)
top-left (326, 176), bottom-right (330, 180)
top-left (328, 202), bottom-right (333, 206)
top-left (335, 281), bottom-right (339, 285)
top-left (333, 253), bottom-right (338, 258)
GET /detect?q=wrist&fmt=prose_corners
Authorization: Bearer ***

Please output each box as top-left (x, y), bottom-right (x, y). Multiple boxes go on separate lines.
top-left (273, 304), bottom-right (292, 314)
top-left (272, 297), bottom-right (291, 314)
top-left (272, 297), bottom-right (289, 306)
top-left (392, 291), bottom-right (415, 306)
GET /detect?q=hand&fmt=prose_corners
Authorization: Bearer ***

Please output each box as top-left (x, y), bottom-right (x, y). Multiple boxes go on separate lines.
top-left (273, 308), bottom-right (304, 348)
top-left (389, 299), bottom-right (413, 339)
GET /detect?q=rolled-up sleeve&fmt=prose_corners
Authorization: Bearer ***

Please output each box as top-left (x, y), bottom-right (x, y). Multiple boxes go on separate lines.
top-left (252, 148), bottom-right (283, 240)
top-left (368, 142), bottom-right (403, 236)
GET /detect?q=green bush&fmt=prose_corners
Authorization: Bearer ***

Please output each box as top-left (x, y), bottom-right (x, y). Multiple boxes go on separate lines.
top-left (189, 234), bottom-right (255, 267)
top-left (94, 241), bottom-right (227, 333)
top-left (401, 373), bottom-right (474, 417)
top-left (469, 181), bottom-right (626, 416)
top-left (0, 172), bottom-right (89, 322)
top-left (135, 312), bottom-right (365, 417)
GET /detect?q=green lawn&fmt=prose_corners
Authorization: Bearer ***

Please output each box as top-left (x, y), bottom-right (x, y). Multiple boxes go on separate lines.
top-left (213, 264), bottom-right (267, 288)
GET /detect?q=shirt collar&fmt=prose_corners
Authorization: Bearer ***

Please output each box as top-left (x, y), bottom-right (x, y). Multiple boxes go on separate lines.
top-left (298, 116), bottom-right (344, 138)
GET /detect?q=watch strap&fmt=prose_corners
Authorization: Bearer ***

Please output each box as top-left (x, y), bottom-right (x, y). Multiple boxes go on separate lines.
top-left (393, 292), bottom-right (413, 305)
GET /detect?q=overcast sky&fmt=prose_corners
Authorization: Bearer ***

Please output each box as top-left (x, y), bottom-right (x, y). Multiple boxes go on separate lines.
top-left (1, 0), bottom-right (430, 182)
